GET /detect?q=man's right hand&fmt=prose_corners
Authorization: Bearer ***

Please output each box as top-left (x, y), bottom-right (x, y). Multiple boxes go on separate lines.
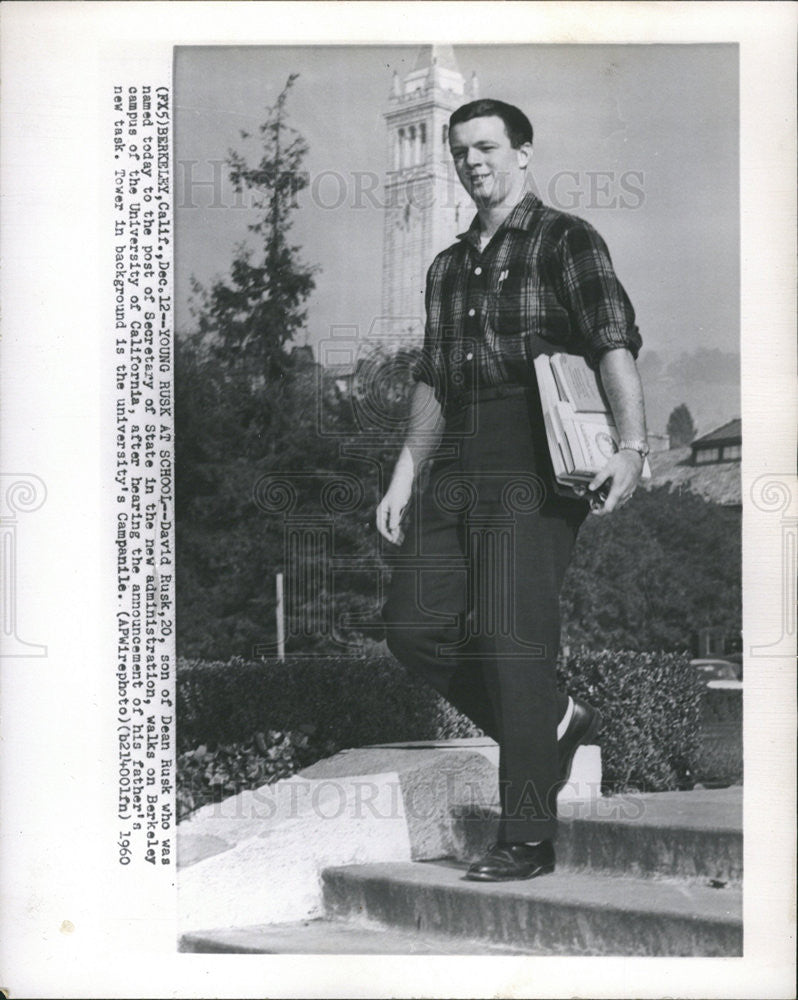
top-left (376, 385), bottom-right (443, 545)
top-left (376, 473), bottom-right (413, 545)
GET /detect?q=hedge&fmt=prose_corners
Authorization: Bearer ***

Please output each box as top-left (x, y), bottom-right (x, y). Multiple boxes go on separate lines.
top-left (176, 653), bottom-right (480, 818)
top-left (701, 685), bottom-right (742, 726)
top-left (177, 729), bottom-right (326, 820)
top-left (177, 648), bottom-right (705, 798)
top-left (177, 653), bottom-right (479, 755)
top-left (557, 649), bottom-right (704, 791)
top-left (695, 686), bottom-right (742, 786)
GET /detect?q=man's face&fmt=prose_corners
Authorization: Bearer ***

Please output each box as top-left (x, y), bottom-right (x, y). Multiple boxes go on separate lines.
top-left (449, 115), bottom-right (531, 207)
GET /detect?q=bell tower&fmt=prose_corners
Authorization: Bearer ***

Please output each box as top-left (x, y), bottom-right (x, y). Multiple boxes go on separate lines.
top-left (380, 46), bottom-right (477, 350)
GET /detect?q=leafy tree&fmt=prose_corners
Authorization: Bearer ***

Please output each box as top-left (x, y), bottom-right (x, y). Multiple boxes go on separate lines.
top-left (560, 486), bottom-right (741, 653)
top-left (666, 403), bottom-right (697, 447)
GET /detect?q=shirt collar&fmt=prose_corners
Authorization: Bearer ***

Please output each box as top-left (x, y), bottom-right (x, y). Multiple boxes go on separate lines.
top-left (456, 190), bottom-right (542, 248)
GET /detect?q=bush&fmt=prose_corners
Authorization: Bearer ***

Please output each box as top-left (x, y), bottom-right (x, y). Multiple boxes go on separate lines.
top-left (695, 686), bottom-right (742, 786)
top-left (701, 686), bottom-right (742, 726)
top-left (557, 648), bottom-right (704, 791)
top-left (561, 487), bottom-right (741, 653)
top-left (178, 648), bottom-right (704, 801)
top-left (177, 652), bottom-right (479, 755)
top-left (177, 728), bottom-right (338, 820)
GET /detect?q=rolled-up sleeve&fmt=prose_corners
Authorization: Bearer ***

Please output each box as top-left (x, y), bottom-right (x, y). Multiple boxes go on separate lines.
top-left (555, 220), bottom-right (642, 369)
top-left (411, 259), bottom-right (446, 402)
top-left (411, 333), bottom-right (436, 389)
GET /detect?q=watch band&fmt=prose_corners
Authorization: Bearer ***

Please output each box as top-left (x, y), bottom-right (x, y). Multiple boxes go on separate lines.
top-left (618, 438), bottom-right (650, 459)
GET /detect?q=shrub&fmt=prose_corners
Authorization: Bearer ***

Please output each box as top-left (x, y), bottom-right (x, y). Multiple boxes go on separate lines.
top-left (701, 686), bottom-right (742, 726)
top-left (560, 487), bottom-right (741, 653)
top-left (177, 651), bottom-right (479, 755)
top-left (177, 728), bottom-right (338, 820)
top-left (178, 648), bottom-right (705, 800)
top-left (557, 648), bottom-right (704, 791)
top-left (695, 686), bottom-right (742, 786)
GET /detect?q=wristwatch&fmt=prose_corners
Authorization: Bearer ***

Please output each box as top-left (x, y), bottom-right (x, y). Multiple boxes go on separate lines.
top-left (618, 438), bottom-right (650, 459)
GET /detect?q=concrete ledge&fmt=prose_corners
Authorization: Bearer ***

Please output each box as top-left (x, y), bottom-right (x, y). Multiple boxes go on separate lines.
top-left (177, 738), bottom-right (601, 932)
top-left (299, 739), bottom-right (601, 862)
top-left (177, 771), bottom-right (413, 933)
top-left (299, 745), bottom-right (496, 862)
top-left (357, 738), bottom-right (602, 803)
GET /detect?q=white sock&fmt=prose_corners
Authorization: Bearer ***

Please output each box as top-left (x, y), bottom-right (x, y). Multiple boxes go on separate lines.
top-left (557, 696), bottom-right (575, 740)
top-left (521, 700), bottom-right (574, 849)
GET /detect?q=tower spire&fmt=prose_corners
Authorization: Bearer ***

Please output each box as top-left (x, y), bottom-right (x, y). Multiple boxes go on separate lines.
top-left (413, 44), bottom-right (460, 75)
top-left (397, 44), bottom-right (466, 100)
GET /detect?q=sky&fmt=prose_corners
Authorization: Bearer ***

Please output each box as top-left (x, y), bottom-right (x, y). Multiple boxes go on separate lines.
top-left (174, 44), bottom-right (739, 435)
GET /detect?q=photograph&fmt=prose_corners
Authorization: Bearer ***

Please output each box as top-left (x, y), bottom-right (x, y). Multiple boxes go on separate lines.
top-left (173, 42), bottom-right (743, 956)
top-left (0, 3), bottom-right (794, 998)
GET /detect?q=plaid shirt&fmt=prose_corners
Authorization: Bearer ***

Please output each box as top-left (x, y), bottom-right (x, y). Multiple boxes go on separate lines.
top-left (414, 191), bottom-right (642, 413)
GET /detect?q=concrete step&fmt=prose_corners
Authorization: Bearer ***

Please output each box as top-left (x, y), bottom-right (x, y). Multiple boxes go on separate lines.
top-left (322, 860), bottom-right (742, 957)
top-left (179, 919), bottom-right (530, 955)
top-left (455, 787), bottom-right (742, 884)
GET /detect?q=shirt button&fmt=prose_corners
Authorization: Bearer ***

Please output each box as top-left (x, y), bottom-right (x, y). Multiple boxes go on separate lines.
top-left (474, 266), bottom-right (482, 276)
top-left (468, 308), bottom-right (476, 317)
top-left (466, 352), bottom-right (474, 361)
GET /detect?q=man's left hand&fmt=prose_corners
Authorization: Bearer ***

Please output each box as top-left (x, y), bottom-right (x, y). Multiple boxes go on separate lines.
top-left (588, 450), bottom-right (644, 515)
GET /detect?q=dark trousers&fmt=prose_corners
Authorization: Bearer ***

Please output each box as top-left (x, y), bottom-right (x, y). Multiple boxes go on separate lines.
top-left (382, 385), bottom-right (588, 842)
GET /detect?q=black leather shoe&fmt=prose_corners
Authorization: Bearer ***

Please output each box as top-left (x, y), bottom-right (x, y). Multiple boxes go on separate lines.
top-left (558, 698), bottom-right (601, 787)
top-left (464, 840), bottom-right (555, 882)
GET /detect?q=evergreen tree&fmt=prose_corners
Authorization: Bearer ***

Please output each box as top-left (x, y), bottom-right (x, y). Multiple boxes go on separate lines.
top-left (666, 403), bottom-right (697, 447)
top-left (176, 74), bottom-right (409, 660)
top-left (191, 73), bottom-right (317, 380)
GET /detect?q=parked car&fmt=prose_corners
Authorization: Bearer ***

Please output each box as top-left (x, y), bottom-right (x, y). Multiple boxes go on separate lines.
top-left (723, 651), bottom-right (744, 679)
top-left (690, 658), bottom-right (741, 685)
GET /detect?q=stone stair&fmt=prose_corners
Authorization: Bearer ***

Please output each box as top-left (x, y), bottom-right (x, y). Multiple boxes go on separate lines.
top-left (457, 787), bottom-right (742, 883)
top-left (180, 784), bottom-right (742, 956)
top-left (321, 860), bottom-right (741, 957)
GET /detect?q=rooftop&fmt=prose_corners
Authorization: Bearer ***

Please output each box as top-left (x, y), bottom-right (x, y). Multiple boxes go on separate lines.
top-left (692, 418), bottom-right (742, 447)
top-left (645, 445), bottom-right (741, 506)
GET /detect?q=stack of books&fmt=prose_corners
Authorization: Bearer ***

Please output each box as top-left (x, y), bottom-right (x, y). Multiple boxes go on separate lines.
top-left (533, 352), bottom-right (651, 499)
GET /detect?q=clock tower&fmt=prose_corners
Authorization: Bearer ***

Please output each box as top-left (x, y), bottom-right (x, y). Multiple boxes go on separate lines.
top-left (380, 46), bottom-right (477, 350)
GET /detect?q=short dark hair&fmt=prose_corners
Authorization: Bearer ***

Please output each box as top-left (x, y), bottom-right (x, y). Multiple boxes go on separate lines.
top-left (449, 99), bottom-right (534, 149)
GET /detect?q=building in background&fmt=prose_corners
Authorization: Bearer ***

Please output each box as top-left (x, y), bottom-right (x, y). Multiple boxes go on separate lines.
top-left (690, 418), bottom-right (742, 466)
top-left (645, 417), bottom-right (742, 508)
top-left (379, 45), bottom-right (476, 351)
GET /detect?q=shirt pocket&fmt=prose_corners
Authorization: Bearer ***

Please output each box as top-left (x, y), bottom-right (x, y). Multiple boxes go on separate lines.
top-left (488, 265), bottom-right (531, 336)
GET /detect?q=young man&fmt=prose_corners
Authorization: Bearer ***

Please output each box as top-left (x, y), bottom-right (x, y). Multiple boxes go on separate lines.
top-left (377, 99), bottom-right (648, 882)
